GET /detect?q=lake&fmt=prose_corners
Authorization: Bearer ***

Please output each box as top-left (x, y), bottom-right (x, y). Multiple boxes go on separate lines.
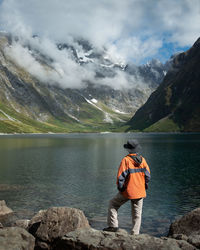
top-left (0, 133), bottom-right (200, 236)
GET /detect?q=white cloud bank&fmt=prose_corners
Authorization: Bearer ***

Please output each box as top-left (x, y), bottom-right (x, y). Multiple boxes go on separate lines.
top-left (0, 0), bottom-right (200, 62)
top-left (0, 0), bottom-right (199, 89)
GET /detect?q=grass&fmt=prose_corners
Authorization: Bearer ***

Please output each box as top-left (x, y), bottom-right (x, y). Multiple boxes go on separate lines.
top-left (0, 102), bottom-right (68, 133)
top-left (165, 86), bottom-right (172, 106)
top-left (97, 102), bottom-right (131, 122)
top-left (143, 116), bottom-right (181, 132)
top-left (0, 100), bottom-right (130, 134)
top-left (0, 100), bottom-right (185, 134)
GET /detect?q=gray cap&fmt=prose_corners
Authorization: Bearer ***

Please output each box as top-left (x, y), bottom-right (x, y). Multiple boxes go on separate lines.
top-left (123, 139), bottom-right (141, 153)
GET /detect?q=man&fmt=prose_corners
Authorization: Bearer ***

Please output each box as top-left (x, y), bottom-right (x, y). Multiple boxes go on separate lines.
top-left (103, 139), bottom-right (151, 234)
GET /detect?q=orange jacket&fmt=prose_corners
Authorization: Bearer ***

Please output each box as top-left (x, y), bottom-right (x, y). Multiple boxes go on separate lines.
top-left (117, 154), bottom-right (151, 199)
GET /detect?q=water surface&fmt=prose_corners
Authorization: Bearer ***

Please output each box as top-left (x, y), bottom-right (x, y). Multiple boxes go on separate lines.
top-left (0, 133), bottom-right (200, 236)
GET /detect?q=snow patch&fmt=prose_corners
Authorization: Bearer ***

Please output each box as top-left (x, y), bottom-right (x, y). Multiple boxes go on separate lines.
top-left (64, 111), bottom-right (80, 122)
top-left (113, 109), bottom-right (128, 114)
top-left (84, 97), bottom-right (113, 123)
top-left (100, 63), bottom-right (114, 68)
top-left (76, 49), bottom-right (94, 63)
top-left (85, 98), bottom-right (102, 111)
top-left (91, 98), bottom-right (98, 104)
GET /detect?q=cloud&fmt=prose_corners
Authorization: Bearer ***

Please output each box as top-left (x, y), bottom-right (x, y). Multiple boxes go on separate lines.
top-left (0, 0), bottom-right (199, 90)
top-left (0, 0), bottom-right (128, 48)
top-left (0, 0), bottom-right (199, 62)
top-left (155, 0), bottom-right (200, 46)
top-left (106, 37), bottom-right (163, 64)
top-left (5, 38), bottom-right (96, 89)
top-left (5, 36), bottom-right (145, 90)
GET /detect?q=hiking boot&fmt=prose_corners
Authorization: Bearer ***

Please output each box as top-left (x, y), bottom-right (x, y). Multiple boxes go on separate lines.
top-left (103, 227), bottom-right (119, 232)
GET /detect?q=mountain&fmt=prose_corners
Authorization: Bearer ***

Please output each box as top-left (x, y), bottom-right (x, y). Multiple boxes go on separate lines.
top-left (0, 32), bottom-right (169, 133)
top-left (127, 37), bottom-right (200, 132)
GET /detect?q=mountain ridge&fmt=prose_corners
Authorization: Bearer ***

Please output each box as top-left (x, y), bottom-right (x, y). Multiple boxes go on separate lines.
top-left (127, 37), bottom-right (200, 132)
top-left (0, 32), bottom-right (171, 133)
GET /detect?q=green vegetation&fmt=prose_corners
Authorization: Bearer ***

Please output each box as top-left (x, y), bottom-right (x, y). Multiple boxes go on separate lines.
top-left (0, 99), bottom-right (188, 134)
top-left (165, 86), bottom-right (172, 106)
top-left (97, 102), bottom-right (131, 122)
top-left (143, 116), bottom-right (181, 132)
top-left (0, 99), bottom-right (184, 134)
top-left (0, 100), bottom-right (131, 134)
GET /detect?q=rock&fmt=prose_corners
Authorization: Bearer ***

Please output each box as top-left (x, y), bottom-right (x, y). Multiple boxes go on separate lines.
top-left (0, 227), bottom-right (35, 250)
top-left (29, 207), bottom-right (90, 249)
top-left (34, 240), bottom-right (49, 250)
top-left (0, 200), bottom-right (13, 217)
top-left (0, 213), bottom-right (18, 228)
top-left (53, 228), bottom-right (195, 250)
top-left (12, 219), bottom-right (30, 230)
top-left (188, 235), bottom-right (200, 248)
top-left (28, 209), bottom-right (47, 235)
top-left (0, 222), bottom-right (3, 228)
top-left (168, 207), bottom-right (200, 249)
top-left (170, 234), bottom-right (189, 241)
top-left (168, 208), bottom-right (200, 237)
top-left (175, 240), bottom-right (197, 250)
top-left (0, 201), bottom-right (15, 227)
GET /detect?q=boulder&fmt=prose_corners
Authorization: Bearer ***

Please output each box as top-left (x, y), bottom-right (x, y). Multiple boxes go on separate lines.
top-left (53, 228), bottom-right (196, 250)
top-left (0, 200), bottom-right (15, 227)
top-left (28, 207), bottom-right (90, 249)
top-left (12, 219), bottom-right (30, 230)
top-left (28, 209), bottom-right (47, 235)
top-left (188, 235), bottom-right (200, 249)
top-left (168, 208), bottom-right (200, 237)
top-left (0, 200), bottom-right (13, 217)
top-left (168, 207), bottom-right (200, 249)
top-left (0, 227), bottom-right (35, 250)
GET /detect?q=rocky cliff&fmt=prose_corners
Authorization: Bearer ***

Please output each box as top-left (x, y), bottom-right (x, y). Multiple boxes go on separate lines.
top-left (127, 37), bottom-right (200, 132)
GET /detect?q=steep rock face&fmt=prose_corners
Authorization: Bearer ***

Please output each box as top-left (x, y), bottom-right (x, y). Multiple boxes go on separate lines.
top-left (128, 37), bottom-right (200, 132)
top-left (126, 58), bottom-right (170, 89)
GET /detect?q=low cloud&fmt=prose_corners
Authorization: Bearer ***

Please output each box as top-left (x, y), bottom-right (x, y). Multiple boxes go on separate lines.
top-left (5, 35), bottom-right (150, 90)
top-left (106, 37), bottom-right (163, 64)
top-left (5, 38), bottom-right (96, 89)
top-left (0, 0), bottom-right (199, 62)
top-left (0, 0), bottom-right (200, 89)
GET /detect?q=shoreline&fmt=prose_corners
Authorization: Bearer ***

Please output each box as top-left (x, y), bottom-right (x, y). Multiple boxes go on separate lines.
top-left (0, 131), bottom-right (199, 137)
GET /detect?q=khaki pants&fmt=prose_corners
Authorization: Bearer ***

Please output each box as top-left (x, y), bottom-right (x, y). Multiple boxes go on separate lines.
top-left (107, 192), bottom-right (143, 234)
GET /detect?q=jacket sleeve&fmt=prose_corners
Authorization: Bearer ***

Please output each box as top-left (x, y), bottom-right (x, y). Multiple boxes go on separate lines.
top-left (116, 158), bottom-right (129, 192)
top-left (143, 158), bottom-right (151, 184)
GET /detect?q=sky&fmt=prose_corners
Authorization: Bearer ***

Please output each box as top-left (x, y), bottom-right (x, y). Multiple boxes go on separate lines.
top-left (0, 0), bottom-right (199, 64)
top-left (0, 0), bottom-right (199, 90)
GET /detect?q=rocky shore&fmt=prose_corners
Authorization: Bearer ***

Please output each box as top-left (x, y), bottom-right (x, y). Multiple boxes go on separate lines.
top-left (0, 200), bottom-right (199, 250)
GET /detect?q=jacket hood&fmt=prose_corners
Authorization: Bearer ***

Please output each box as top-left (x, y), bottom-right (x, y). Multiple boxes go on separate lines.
top-left (128, 154), bottom-right (142, 167)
